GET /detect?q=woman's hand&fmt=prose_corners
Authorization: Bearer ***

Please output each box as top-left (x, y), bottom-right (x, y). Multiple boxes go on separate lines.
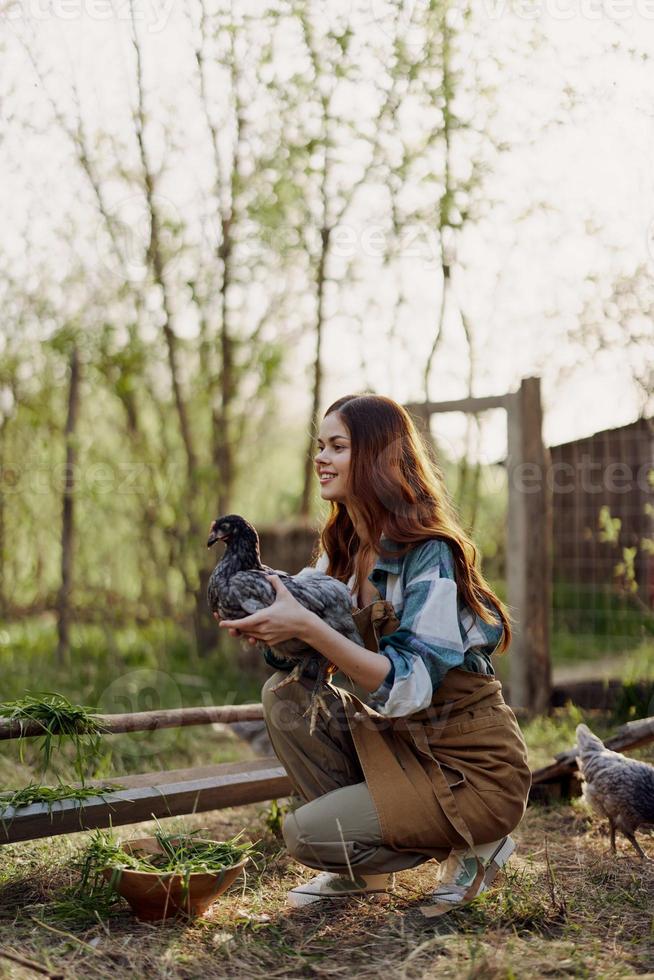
top-left (216, 574), bottom-right (315, 647)
top-left (213, 615), bottom-right (259, 645)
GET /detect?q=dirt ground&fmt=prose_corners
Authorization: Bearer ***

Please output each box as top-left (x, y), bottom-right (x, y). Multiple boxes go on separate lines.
top-left (0, 794), bottom-right (652, 980)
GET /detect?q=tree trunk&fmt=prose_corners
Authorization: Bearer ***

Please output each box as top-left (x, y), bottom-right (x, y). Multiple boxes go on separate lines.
top-left (299, 226), bottom-right (330, 518)
top-left (56, 345), bottom-right (81, 665)
top-left (0, 420), bottom-right (5, 618)
top-left (131, 26), bottom-right (198, 482)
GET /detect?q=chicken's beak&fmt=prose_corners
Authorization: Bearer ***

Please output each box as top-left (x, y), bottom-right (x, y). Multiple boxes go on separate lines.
top-left (207, 524), bottom-right (227, 548)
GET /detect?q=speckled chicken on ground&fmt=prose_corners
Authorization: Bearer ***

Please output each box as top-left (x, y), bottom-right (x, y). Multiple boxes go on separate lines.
top-left (575, 722), bottom-right (654, 859)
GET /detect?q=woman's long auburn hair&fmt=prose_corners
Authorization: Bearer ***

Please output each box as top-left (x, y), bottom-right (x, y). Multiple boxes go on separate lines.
top-left (315, 393), bottom-right (512, 654)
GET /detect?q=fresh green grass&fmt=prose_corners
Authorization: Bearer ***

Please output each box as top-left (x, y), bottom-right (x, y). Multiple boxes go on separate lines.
top-left (83, 826), bottom-right (255, 878)
top-left (76, 824), bottom-right (257, 910)
top-left (551, 581), bottom-right (654, 662)
top-left (0, 618), bottom-right (263, 709)
top-left (520, 702), bottom-right (590, 771)
top-left (0, 618), bottom-right (265, 788)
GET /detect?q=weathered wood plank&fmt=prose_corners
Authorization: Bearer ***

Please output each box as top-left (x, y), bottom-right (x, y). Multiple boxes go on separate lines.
top-left (0, 704), bottom-right (266, 741)
top-left (506, 377), bottom-right (552, 714)
top-left (549, 679), bottom-right (654, 711)
top-left (0, 758), bottom-right (292, 844)
top-left (405, 395), bottom-right (510, 416)
top-left (91, 759), bottom-right (271, 789)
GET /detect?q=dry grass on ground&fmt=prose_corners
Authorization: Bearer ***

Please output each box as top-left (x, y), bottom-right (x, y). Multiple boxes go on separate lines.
top-left (0, 797), bottom-right (652, 980)
top-left (1, 700), bottom-right (653, 979)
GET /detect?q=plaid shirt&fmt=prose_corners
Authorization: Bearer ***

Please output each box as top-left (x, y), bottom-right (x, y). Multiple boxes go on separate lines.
top-left (264, 537), bottom-right (504, 718)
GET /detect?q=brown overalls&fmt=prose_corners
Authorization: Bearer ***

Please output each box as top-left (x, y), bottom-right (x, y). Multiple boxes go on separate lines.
top-left (261, 594), bottom-right (532, 873)
top-left (345, 597), bottom-right (532, 855)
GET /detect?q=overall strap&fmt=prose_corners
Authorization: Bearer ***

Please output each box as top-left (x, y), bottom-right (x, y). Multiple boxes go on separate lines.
top-left (352, 598), bottom-right (400, 653)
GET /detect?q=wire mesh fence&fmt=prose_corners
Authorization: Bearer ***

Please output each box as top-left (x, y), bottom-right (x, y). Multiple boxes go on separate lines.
top-left (550, 417), bottom-right (654, 663)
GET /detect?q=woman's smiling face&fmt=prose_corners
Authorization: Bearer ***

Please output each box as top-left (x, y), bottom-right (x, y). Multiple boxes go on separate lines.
top-left (314, 412), bottom-right (351, 501)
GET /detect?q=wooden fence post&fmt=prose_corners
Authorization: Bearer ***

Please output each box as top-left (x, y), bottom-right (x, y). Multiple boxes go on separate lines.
top-left (506, 377), bottom-right (552, 713)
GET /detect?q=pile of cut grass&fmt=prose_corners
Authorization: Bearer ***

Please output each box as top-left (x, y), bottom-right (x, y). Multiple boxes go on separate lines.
top-left (79, 826), bottom-right (256, 897)
top-left (0, 692), bottom-right (104, 783)
top-left (0, 693), bottom-right (118, 826)
top-left (0, 782), bottom-right (124, 821)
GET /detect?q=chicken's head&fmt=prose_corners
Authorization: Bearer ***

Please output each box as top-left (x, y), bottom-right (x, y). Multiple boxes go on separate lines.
top-left (207, 514), bottom-right (257, 549)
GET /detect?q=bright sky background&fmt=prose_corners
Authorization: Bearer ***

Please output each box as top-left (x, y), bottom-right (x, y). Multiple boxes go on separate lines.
top-left (2, 0), bottom-right (653, 465)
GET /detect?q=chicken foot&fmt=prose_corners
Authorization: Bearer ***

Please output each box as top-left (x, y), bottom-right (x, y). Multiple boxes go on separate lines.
top-left (302, 658), bottom-right (334, 737)
top-left (609, 820), bottom-right (651, 859)
top-left (269, 661), bottom-right (306, 693)
top-left (269, 657), bottom-right (334, 737)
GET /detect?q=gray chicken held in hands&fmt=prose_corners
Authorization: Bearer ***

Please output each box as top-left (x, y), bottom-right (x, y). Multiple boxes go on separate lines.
top-left (575, 723), bottom-right (654, 859)
top-left (207, 514), bottom-right (365, 734)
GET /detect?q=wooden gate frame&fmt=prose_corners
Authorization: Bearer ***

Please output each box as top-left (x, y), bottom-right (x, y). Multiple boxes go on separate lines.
top-left (406, 376), bottom-right (552, 714)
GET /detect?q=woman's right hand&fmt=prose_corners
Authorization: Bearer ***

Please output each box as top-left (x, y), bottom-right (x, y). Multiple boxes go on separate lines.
top-left (213, 612), bottom-right (258, 645)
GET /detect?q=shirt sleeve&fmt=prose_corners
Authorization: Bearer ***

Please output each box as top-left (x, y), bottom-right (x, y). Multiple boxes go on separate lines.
top-left (367, 539), bottom-right (499, 717)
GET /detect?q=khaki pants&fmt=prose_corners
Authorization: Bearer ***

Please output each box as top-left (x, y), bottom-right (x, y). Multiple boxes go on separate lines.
top-left (262, 671), bottom-right (435, 875)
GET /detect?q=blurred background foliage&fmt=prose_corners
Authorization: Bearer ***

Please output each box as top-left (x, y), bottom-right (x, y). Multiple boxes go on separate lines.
top-left (0, 0), bottom-right (652, 728)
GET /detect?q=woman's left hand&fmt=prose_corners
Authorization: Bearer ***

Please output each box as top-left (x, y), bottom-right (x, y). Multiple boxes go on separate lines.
top-left (217, 575), bottom-right (314, 646)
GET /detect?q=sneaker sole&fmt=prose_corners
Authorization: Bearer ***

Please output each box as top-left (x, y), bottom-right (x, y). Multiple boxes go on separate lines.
top-left (287, 886), bottom-right (393, 908)
top-left (482, 835), bottom-right (516, 888)
top-left (287, 875), bottom-right (396, 908)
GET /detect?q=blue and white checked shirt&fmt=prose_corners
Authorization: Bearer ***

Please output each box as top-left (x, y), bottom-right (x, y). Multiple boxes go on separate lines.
top-left (264, 537), bottom-right (504, 718)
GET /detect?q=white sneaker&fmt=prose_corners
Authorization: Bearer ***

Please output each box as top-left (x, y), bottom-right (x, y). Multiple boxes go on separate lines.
top-left (419, 835), bottom-right (516, 919)
top-left (287, 871), bottom-right (395, 908)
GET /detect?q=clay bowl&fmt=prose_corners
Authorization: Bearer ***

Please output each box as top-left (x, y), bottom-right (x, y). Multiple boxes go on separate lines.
top-left (102, 836), bottom-right (248, 921)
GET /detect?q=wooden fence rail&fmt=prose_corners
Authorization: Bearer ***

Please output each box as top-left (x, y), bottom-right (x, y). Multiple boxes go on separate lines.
top-left (0, 704), bottom-right (265, 741)
top-left (2, 702), bottom-right (653, 843)
top-left (0, 760), bottom-right (292, 845)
